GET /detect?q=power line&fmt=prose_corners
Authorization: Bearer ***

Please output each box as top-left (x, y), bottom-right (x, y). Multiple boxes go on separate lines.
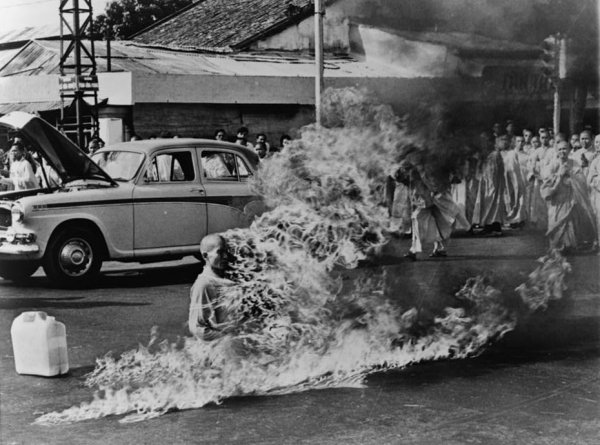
top-left (0, 0), bottom-right (56, 9)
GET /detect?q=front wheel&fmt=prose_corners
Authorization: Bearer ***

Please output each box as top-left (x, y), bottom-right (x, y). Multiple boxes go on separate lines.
top-left (43, 227), bottom-right (103, 288)
top-left (0, 260), bottom-right (39, 282)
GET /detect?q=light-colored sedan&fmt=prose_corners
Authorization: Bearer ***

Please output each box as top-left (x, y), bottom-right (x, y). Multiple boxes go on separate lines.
top-left (0, 112), bottom-right (262, 287)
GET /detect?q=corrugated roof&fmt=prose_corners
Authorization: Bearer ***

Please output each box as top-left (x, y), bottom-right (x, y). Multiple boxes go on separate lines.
top-left (0, 100), bottom-right (63, 115)
top-left (132, 0), bottom-right (314, 52)
top-left (362, 27), bottom-right (541, 58)
top-left (0, 39), bottom-right (407, 78)
top-left (0, 25), bottom-right (66, 47)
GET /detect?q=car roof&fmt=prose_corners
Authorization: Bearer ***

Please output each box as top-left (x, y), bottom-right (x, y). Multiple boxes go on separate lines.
top-left (97, 139), bottom-right (260, 168)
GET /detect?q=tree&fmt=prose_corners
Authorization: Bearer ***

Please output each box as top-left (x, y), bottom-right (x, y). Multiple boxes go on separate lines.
top-left (91, 0), bottom-right (194, 40)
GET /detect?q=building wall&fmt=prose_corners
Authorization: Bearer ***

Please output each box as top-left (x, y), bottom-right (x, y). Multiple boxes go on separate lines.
top-left (254, 2), bottom-right (350, 51)
top-left (132, 103), bottom-right (314, 144)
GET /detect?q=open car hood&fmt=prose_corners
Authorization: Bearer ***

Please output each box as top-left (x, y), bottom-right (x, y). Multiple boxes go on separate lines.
top-left (0, 111), bottom-right (115, 185)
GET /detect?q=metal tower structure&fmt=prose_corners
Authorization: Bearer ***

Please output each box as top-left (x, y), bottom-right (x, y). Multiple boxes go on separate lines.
top-left (59, 0), bottom-right (99, 150)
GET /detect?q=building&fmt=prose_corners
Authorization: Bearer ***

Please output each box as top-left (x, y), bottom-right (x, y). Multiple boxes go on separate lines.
top-left (3, 0), bottom-right (587, 147)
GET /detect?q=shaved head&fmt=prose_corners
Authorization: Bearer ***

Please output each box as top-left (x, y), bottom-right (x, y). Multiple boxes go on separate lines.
top-left (200, 234), bottom-right (225, 254)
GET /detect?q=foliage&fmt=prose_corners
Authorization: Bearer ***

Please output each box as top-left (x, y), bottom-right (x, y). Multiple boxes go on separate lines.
top-left (91, 0), bottom-right (194, 40)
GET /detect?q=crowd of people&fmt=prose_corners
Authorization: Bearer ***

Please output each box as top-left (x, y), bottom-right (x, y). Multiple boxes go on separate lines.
top-left (121, 126), bottom-right (293, 160)
top-left (387, 122), bottom-right (600, 258)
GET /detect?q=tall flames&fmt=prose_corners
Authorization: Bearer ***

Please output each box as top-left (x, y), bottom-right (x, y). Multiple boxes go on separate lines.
top-left (35, 88), bottom-right (570, 425)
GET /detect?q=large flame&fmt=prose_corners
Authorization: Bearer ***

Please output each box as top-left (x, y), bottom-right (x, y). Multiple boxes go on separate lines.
top-left (35, 88), bottom-right (570, 425)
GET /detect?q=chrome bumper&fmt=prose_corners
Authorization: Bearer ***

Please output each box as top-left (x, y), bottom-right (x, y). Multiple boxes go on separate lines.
top-left (0, 241), bottom-right (40, 256)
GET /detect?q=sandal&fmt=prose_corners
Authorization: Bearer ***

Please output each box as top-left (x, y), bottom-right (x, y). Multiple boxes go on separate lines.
top-left (404, 251), bottom-right (417, 261)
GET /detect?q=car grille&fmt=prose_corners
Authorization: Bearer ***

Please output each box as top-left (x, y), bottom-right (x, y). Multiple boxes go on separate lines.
top-left (0, 207), bottom-right (10, 229)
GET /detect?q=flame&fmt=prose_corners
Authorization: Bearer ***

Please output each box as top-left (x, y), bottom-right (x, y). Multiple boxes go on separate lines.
top-left (35, 88), bottom-right (570, 425)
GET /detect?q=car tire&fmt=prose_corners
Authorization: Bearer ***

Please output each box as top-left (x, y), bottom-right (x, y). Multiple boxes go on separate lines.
top-left (0, 260), bottom-right (39, 282)
top-left (43, 227), bottom-right (103, 288)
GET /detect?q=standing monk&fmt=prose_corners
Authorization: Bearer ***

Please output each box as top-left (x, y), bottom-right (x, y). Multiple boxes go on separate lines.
top-left (472, 134), bottom-right (505, 235)
top-left (587, 135), bottom-right (600, 251)
top-left (502, 134), bottom-right (527, 227)
top-left (541, 141), bottom-right (596, 252)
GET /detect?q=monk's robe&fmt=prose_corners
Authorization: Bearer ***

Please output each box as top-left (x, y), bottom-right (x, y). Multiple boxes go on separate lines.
top-left (587, 155), bottom-right (600, 246)
top-left (517, 148), bottom-right (532, 224)
top-left (502, 149), bottom-right (527, 224)
top-left (472, 150), bottom-right (505, 227)
top-left (541, 159), bottom-right (596, 250)
top-left (387, 177), bottom-right (412, 235)
top-left (528, 146), bottom-right (551, 229)
top-left (410, 178), bottom-right (466, 253)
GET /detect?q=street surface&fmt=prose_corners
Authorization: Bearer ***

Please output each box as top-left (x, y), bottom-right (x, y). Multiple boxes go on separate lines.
top-left (0, 229), bottom-right (598, 444)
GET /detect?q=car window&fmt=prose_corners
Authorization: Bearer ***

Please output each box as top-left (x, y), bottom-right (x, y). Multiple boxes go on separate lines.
top-left (200, 150), bottom-right (253, 181)
top-left (236, 155), bottom-right (252, 180)
top-left (92, 151), bottom-right (144, 181)
top-left (201, 151), bottom-right (237, 180)
top-left (147, 151), bottom-right (195, 183)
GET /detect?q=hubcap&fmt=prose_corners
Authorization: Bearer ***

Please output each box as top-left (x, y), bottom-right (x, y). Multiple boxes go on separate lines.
top-left (58, 238), bottom-right (93, 277)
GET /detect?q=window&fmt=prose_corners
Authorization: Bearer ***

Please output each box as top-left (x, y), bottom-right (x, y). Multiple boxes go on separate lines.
top-left (201, 150), bottom-right (253, 181)
top-left (147, 151), bottom-right (195, 182)
top-left (236, 155), bottom-right (251, 180)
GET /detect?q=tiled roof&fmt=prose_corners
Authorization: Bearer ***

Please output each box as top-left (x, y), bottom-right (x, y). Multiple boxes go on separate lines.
top-left (132, 0), bottom-right (314, 52)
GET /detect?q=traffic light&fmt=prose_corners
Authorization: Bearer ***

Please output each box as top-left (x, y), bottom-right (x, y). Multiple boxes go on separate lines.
top-left (539, 34), bottom-right (567, 82)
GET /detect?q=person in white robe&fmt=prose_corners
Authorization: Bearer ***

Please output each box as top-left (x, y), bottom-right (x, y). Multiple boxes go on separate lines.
top-left (587, 135), bottom-right (600, 251)
top-left (8, 143), bottom-right (38, 191)
top-left (405, 165), bottom-right (467, 260)
top-left (502, 135), bottom-right (527, 226)
top-left (541, 141), bottom-right (596, 252)
top-left (472, 135), bottom-right (505, 234)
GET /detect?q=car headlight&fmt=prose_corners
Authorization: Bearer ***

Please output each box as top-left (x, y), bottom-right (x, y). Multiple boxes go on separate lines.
top-left (5, 230), bottom-right (15, 243)
top-left (11, 203), bottom-right (24, 224)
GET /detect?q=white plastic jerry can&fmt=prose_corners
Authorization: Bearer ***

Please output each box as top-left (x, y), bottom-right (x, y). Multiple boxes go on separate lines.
top-left (10, 311), bottom-right (69, 377)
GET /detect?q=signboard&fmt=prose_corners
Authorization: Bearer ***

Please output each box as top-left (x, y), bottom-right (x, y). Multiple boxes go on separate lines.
top-left (59, 75), bottom-right (99, 93)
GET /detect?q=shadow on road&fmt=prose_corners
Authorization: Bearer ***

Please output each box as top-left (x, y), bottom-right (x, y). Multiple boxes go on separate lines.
top-left (0, 262), bottom-right (202, 290)
top-left (0, 296), bottom-right (151, 310)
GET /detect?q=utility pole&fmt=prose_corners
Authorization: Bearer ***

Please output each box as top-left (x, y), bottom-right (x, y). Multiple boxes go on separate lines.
top-left (314, 0), bottom-right (324, 127)
top-left (542, 33), bottom-right (567, 136)
top-left (59, 0), bottom-right (99, 150)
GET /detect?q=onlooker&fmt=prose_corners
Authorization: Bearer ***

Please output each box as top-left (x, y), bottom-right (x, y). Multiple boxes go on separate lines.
top-left (255, 141), bottom-right (268, 159)
top-left (87, 137), bottom-right (101, 155)
top-left (255, 133), bottom-right (271, 153)
top-left (472, 134), bottom-right (506, 235)
top-left (569, 133), bottom-right (581, 151)
top-left (9, 141), bottom-right (38, 191)
top-left (235, 127), bottom-right (252, 148)
top-left (574, 130), bottom-right (595, 169)
top-left (279, 134), bottom-right (292, 151)
top-left (214, 129), bottom-right (226, 141)
top-left (587, 135), bottom-right (600, 251)
top-left (541, 141), bottom-right (596, 252)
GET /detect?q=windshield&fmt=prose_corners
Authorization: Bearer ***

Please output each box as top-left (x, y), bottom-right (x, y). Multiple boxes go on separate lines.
top-left (91, 151), bottom-right (144, 181)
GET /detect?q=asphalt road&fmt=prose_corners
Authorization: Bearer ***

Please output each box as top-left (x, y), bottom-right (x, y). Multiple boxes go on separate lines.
top-left (0, 229), bottom-right (598, 445)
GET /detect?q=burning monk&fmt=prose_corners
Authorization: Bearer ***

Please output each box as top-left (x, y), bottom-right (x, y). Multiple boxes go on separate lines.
top-left (540, 141), bottom-right (596, 252)
top-left (188, 234), bottom-right (235, 339)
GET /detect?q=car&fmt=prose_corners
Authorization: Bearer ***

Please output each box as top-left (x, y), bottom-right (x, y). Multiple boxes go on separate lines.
top-left (0, 112), bottom-right (263, 287)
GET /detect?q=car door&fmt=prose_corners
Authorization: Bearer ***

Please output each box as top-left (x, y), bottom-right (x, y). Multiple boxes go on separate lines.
top-left (133, 147), bottom-right (207, 251)
top-left (198, 147), bottom-right (258, 233)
